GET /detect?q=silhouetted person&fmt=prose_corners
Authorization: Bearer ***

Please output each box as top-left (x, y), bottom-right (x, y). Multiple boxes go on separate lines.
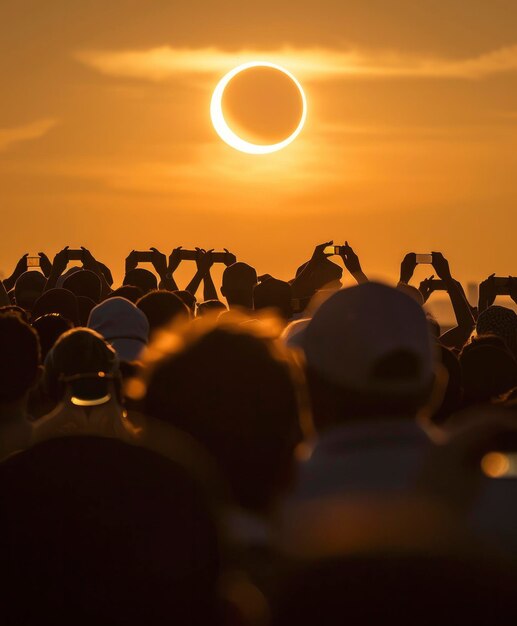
top-left (106, 285), bottom-right (144, 303)
top-left (221, 262), bottom-right (258, 310)
top-left (32, 328), bottom-right (129, 443)
top-left (197, 299), bottom-right (227, 317)
top-left (0, 312), bottom-right (41, 461)
top-left (293, 283), bottom-right (436, 500)
top-left (88, 296), bottom-right (149, 362)
top-left (62, 269), bottom-right (102, 303)
top-left (173, 289), bottom-right (196, 315)
top-left (137, 290), bottom-right (189, 334)
top-left (0, 436), bottom-right (224, 626)
top-left (459, 335), bottom-right (517, 407)
top-left (32, 313), bottom-right (73, 359)
top-left (142, 317), bottom-right (304, 514)
top-left (123, 268), bottom-right (158, 294)
top-left (254, 277), bottom-right (293, 321)
top-left (31, 288), bottom-right (79, 326)
top-left (14, 270), bottom-right (46, 311)
top-left (77, 295), bottom-right (96, 326)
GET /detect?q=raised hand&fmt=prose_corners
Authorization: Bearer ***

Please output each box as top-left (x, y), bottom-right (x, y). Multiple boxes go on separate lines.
top-left (196, 248), bottom-right (214, 275)
top-left (399, 253), bottom-right (417, 284)
top-left (52, 247), bottom-right (70, 276)
top-left (168, 247), bottom-right (183, 273)
top-left (38, 252), bottom-right (52, 277)
top-left (419, 275), bottom-right (435, 303)
top-left (431, 252), bottom-right (452, 281)
top-left (311, 241), bottom-right (333, 264)
top-left (478, 273), bottom-right (497, 312)
top-left (340, 241), bottom-right (361, 274)
top-left (13, 254), bottom-right (28, 278)
top-left (80, 247), bottom-right (99, 272)
top-left (125, 250), bottom-right (138, 274)
top-left (223, 248), bottom-right (236, 267)
top-left (150, 247), bottom-right (168, 278)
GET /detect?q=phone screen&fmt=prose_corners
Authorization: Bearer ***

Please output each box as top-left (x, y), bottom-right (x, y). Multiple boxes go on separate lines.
top-left (27, 256), bottom-right (40, 267)
top-left (324, 245), bottom-right (341, 256)
top-left (415, 254), bottom-right (433, 264)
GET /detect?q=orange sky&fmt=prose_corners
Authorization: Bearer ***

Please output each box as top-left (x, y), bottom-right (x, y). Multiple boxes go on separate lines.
top-left (1, 0), bottom-right (516, 292)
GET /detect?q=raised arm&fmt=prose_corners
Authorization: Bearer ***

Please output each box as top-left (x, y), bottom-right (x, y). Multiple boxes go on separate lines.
top-left (44, 247), bottom-right (70, 292)
top-left (398, 252), bottom-right (417, 286)
top-left (150, 247), bottom-right (178, 292)
top-left (291, 241), bottom-right (332, 300)
top-left (81, 247), bottom-right (112, 299)
top-left (3, 254), bottom-right (28, 292)
top-left (339, 241), bottom-right (368, 284)
top-left (432, 252), bottom-right (475, 350)
top-left (185, 249), bottom-right (214, 297)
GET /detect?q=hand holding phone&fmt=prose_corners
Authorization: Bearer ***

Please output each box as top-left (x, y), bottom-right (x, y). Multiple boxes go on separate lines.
top-left (323, 245), bottom-right (342, 256)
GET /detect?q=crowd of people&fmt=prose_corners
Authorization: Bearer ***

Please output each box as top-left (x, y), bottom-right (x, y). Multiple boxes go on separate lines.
top-left (1, 242), bottom-right (517, 625)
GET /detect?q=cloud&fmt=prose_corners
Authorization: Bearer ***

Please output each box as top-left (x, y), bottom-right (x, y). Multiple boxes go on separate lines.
top-left (0, 119), bottom-right (57, 152)
top-left (76, 44), bottom-right (517, 82)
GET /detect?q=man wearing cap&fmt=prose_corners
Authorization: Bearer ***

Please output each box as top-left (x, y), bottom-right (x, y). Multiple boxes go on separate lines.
top-left (88, 297), bottom-right (149, 362)
top-left (292, 282), bottom-right (439, 500)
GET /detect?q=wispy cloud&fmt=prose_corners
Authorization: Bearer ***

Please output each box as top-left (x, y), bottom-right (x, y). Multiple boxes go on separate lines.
top-left (77, 44), bottom-right (517, 82)
top-left (0, 119), bottom-right (57, 152)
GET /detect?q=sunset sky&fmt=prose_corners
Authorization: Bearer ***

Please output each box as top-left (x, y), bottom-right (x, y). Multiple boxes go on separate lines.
top-left (1, 0), bottom-right (516, 291)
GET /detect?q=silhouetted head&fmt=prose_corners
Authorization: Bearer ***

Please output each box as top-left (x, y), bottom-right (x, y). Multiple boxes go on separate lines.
top-left (32, 314), bottom-right (73, 360)
top-left (137, 290), bottom-right (189, 334)
top-left (397, 282), bottom-right (425, 306)
top-left (77, 296), bottom-right (96, 326)
top-left (141, 318), bottom-right (304, 512)
top-left (197, 299), bottom-right (227, 317)
top-left (44, 327), bottom-right (119, 404)
top-left (254, 278), bottom-right (293, 320)
top-left (97, 261), bottom-right (113, 286)
top-left (173, 290), bottom-right (196, 315)
top-left (123, 268), bottom-right (158, 294)
top-left (221, 262), bottom-right (258, 309)
top-left (14, 271), bottom-right (46, 311)
top-left (476, 305), bottom-right (517, 357)
top-left (300, 283), bottom-right (435, 429)
top-left (0, 312), bottom-right (41, 405)
top-left (63, 269), bottom-right (102, 303)
top-left (459, 335), bottom-right (517, 406)
top-left (296, 259), bottom-right (343, 292)
top-left (106, 285), bottom-right (144, 304)
top-left (88, 297), bottom-right (149, 362)
top-left (32, 288), bottom-right (79, 326)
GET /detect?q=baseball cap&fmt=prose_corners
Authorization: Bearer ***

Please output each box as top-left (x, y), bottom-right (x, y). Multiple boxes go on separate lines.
top-left (88, 297), bottom-right (149, 362)
top-left (300, 282), bottom-right (434, 397)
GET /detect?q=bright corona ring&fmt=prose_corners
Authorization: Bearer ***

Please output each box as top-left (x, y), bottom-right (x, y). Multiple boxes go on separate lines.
top-left (210, 61), bottom-right (307, 155)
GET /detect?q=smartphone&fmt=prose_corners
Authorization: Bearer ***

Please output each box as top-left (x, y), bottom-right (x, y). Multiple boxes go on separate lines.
top-left (211, 251), bottom-right (229, 263)
top-left (66, 249), bottom-right (83, 261)
top-left (493, 277), bottom-right (509, 296)
top-left (178, 249), bottom-right (199, 261)
top-left (133, 251), bottom-right (154, 263)
top-left (27, 256), bottom-right (40, 268)
top-left (427, 279), bottom-right (446, 292)
top-left (416, 254), bottom-right (433, 264)
top-left (324, 245), bottom-right (342, 256)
